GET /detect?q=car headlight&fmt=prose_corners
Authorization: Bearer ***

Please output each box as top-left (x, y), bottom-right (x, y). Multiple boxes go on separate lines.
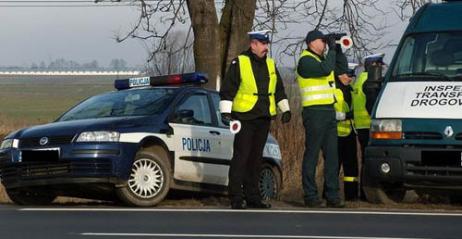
top-left (0, 139), bottom-right (13, 149)
top-left (370, 119), bottom-right (402, 139)
top-left (75, 131), bottom-right (120, 142)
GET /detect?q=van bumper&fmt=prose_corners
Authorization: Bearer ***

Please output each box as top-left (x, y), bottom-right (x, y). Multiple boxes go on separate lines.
top-left (364, 146), bottom-right (462, 190)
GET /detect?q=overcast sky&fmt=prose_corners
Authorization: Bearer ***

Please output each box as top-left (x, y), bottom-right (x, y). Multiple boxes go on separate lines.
top-left (0, 1), bottom-right (407, 68)
top-left (0, 2), bottom-right (147, 67)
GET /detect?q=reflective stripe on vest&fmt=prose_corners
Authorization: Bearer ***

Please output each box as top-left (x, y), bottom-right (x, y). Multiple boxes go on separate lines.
top-left (352, 72), bottom-right (371, 129)
top-left (334, 89), bottom-right (352, 137)
top-left (232, 55), bottom-right (277, 116)
top-left (343, 176), bottom-right (358, 182)
top-left (296, 50), bottom-right (336, 107)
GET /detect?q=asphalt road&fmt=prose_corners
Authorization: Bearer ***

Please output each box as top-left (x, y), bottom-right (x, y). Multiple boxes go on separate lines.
top-left (1, 205), bottom-right (462, 239)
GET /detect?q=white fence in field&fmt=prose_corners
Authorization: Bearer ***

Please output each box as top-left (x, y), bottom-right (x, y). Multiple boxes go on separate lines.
top-left (0, 71), bottom-right (141, 76)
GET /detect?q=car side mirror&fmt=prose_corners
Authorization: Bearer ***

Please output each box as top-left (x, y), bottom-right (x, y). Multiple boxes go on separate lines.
top-left (176, 109), bottom-right (194, 118)
top-left (170, 109), bottom-right (194, 123)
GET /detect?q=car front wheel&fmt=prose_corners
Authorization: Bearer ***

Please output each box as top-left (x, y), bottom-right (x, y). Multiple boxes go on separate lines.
top-left (116, 146), bottom-right (171, 207)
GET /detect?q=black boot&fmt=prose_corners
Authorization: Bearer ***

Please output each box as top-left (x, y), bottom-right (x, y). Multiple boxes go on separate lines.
top-left (247, 201), bottom-right (271, 209)
top-left (231, 200), bottom-right (246, 209)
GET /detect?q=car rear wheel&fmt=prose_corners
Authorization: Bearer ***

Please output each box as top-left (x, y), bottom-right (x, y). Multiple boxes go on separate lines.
top-left (259, 163), bottom-right (281, 200)
top-left (6, 188), bottom-right (57, 205)
top-left (363, 184), bottom-right (406, 204)
top-left (116, 146), bottom-right (171, 207)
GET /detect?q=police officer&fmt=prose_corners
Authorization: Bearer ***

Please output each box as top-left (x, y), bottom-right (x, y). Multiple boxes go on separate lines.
top-left (219, 30), bottom-right (291, 209)
top-left (334, 64), bottom-right (358, 201)
top-left (352, 53), bottom-right (385, 199)
top-left (296, 29), bottom-right (349, 208)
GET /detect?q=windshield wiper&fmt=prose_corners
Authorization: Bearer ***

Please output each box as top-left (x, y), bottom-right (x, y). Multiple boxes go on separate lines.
top-left (396, 72), bottom-right (451, 81)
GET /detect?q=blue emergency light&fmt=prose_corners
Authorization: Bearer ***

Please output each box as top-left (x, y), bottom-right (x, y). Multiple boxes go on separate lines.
top-left (114, 72), bottom-right (208, 90)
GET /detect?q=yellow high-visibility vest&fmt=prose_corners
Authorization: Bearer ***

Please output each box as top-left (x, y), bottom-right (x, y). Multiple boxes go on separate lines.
top-left (232, 55), bottom-right (277, 116)
top-left (334, 89), bottom-right (352, 137)
top-left (352, 72), bottom-right (371, 129)
top-left (296, 50), bottom-right (336, 107)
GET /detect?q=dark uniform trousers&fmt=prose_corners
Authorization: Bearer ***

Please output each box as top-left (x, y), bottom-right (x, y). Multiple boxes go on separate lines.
top-left (302, 106), bottom-right (340, 202)
top-left (228, 117), bottom-right (271, 203)
top-left (338, 130), bottom-right (359, 200)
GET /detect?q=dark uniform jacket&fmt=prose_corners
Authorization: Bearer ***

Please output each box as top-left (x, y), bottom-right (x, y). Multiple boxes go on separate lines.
top-left (220, 49), bottom-right (288, 120)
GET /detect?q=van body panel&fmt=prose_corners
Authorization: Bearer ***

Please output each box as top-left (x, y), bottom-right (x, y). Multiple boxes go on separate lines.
top-left (364, 1), bottom-right (462, 199)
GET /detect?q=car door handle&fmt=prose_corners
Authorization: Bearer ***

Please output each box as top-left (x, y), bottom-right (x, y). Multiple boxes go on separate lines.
top-left (209, 130), bottom-right (221, 135)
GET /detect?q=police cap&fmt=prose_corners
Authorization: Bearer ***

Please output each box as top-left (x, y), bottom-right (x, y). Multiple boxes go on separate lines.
top-left (248, 30), bottom-right (271, 43)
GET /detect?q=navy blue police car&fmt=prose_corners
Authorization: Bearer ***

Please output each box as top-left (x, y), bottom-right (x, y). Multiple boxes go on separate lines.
top-left (0, 73), bottom-right (282, 207)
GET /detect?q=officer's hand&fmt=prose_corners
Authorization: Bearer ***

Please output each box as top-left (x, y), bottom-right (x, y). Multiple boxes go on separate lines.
top-left (221, 113), bottom-right (232, 126)
top-left (281, 111), bottom-right (291, 124)
top-left (338, 73), bottom-right (352, 85)
top-left (326, 35), bottom-right (337, 50)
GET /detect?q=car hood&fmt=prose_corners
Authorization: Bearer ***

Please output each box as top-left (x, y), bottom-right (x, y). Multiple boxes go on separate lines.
top-left (12, 116), bottom-right (162, 139)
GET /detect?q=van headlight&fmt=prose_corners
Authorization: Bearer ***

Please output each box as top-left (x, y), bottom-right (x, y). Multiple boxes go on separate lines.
top-left (370, 119), bottom-right (402, 140)
top-left (0, 139), bottom-right (13, 149)
top-left (75, 131), bottom-right (120, 142)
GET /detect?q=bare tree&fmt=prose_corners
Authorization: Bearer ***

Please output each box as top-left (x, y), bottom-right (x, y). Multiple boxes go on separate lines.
top-left (145, 30), bottom-right (194, 75)
top-left (96, 0), bottom-right (392, 86)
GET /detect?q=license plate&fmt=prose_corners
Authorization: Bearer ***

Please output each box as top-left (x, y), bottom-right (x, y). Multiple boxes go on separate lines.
top-left (20, 148), bottom-right (60, 162)
top-left (421, 151), bottom-right (462, 167)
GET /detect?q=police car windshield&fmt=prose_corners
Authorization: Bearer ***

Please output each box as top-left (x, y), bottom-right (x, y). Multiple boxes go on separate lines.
top-left (58, 88), bottom-right (177, 121)
top-left (392, 32), bottom-right (462, 81)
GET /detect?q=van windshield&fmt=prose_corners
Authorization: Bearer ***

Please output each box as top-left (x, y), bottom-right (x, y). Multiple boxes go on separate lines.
top-left (392, 32), bottom-right (462, 81)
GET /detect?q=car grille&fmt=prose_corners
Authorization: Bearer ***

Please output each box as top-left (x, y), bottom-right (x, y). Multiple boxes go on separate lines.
top-left (19, 135), bottom-right (75, 148)
top-left (0, 159), bottom-right (113, 182)
top-left (404, 132), bottom-right (443, 140)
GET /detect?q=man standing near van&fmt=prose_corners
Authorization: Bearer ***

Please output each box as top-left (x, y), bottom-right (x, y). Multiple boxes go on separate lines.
top-left (219, 30), bottom-right (291, 209)
top-left (353, 53), bottom-right (384, 199)
top-left (335, 64), bottom-right (359, 201)
top-left (296, 29), bottom-right (349, 208)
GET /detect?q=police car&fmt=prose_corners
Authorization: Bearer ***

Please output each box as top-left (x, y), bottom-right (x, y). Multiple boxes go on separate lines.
top-left (0, 73), bottom-right (282, 207)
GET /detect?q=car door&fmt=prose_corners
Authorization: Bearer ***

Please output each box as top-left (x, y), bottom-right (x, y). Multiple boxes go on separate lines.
top-left (169, 91), bottom-right (228, 185)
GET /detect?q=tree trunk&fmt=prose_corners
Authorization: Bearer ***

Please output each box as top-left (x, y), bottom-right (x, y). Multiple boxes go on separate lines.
top-left (187, 0), bottom-right (220, 89)
top-left (219, 0), bottom-right (257, 80)
top-left (187, 0), bottom-right (256, 90)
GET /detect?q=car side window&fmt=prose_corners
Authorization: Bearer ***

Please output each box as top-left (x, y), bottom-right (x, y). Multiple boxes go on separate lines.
top-left (211, 93), bottom-right (227, 128)
top-left (173, 94), bottom-right (212, 126)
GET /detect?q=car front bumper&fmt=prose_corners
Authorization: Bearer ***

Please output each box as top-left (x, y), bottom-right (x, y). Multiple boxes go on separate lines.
top-left (0, 142), bottom-right (138, 189)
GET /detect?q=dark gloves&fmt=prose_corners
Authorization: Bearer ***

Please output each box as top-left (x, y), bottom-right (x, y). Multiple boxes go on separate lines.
top-left (281, 111), bottom-right (291, 124)
top-left (345, 111), bottom-right (354, 120)
top-left (326, 35), bottom-right (337, 50)
top-left (221, 113), bottom-right (232, 126)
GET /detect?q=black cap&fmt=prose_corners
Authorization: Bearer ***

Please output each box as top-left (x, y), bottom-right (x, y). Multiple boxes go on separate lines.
top-left (305, 29), bottom-right (326, 43)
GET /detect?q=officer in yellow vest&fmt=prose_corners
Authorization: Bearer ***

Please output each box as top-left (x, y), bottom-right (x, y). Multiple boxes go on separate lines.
top-left (219, 30), bottom-right (291, 209)
top-left (352, 53), bottom-right (384, 199)
top-left (334, 65), bottom-right (359, 201)
top-left (296, 29), bottom-right (350, 208)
